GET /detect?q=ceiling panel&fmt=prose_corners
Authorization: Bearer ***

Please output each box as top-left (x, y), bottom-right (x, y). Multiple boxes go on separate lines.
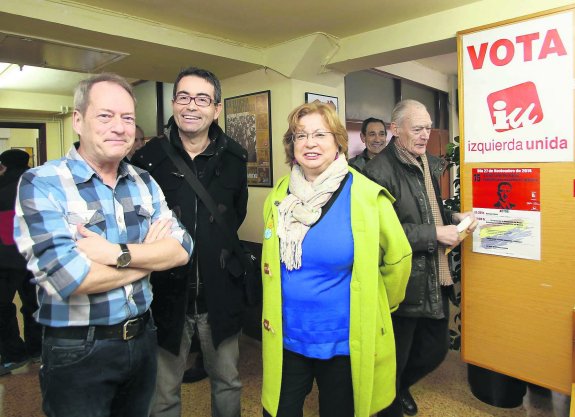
top-left (0, 0), bottom-right (476, 96)
top-left (66, 0), bottom-right (481, 47)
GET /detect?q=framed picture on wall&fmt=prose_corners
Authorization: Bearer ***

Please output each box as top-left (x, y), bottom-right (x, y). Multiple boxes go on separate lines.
top-left (11, 146), bottom-right (34, 167)
top-left (224, 90), bottom-right (273, 187)
top-left (305, 92), bottom-right (339, 113)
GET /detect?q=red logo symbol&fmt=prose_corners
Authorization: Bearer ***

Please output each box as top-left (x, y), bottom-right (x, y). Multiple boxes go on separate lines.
top-left (486, 82), bottom-right (544, 132)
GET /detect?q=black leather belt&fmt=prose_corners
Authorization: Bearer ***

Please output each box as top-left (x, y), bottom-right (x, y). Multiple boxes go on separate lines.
top-left (44, 311), bottom-right (150, 341)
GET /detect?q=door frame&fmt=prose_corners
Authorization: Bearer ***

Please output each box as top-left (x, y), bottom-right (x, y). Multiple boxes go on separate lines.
top-left (0, 122), bottom-right (47, 166)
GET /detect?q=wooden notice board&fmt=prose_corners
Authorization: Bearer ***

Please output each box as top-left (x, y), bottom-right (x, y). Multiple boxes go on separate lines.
top-left (458, 5), bottom-right (575, 394)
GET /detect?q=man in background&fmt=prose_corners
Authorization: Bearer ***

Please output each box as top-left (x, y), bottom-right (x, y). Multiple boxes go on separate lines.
top-left (133, 66), bottom-right (248, 417)
top-left (14, 73), bottom-right (192, 417)
top-left (127, 125), bottom-right (146, 160)
top-left (348, 117), bottom-right (387, 171)
top-left (0, 149), bottom-right (42, 376)
top-left (365, 100), bottom-right (476, 417)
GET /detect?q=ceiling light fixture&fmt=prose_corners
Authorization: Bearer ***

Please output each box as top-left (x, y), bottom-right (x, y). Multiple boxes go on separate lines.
top-left (0, 32), bottom-right (129, 73)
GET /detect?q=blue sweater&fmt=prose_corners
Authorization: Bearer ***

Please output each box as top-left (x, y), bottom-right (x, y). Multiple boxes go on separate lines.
top-left (281, 177), bottom-right (354, 359)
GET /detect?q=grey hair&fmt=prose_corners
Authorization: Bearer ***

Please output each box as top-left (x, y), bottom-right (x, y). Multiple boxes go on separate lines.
top-left (391, 99), bottom-right (428, 126)
top-left (74, 73), bottom-right (136, 116)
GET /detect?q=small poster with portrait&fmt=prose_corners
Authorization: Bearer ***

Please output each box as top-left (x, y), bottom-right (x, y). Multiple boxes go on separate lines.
top-left (305, 93), bottom-right (339, 113)
top-left (471, 167), bottom-right (541, 260)
top-left (224, 91), bottom-right (273, 187)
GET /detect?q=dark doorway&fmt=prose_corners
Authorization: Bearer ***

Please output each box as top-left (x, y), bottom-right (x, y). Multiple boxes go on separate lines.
top-left (0, 122), bottom-right (47, 166)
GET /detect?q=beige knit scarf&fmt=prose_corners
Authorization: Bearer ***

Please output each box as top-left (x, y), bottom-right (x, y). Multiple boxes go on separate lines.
top-left (395, 143), bottom-right (453, 286)
top-left (277, 156), bottom-right (349, 270)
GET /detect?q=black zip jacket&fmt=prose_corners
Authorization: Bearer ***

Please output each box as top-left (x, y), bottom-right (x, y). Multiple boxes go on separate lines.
top-left (133, 120), bottom-right (248, 353)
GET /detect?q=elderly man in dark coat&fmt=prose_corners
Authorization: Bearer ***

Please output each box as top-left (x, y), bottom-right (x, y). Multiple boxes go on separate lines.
top-left (365, 100), bottom-right (477, 417)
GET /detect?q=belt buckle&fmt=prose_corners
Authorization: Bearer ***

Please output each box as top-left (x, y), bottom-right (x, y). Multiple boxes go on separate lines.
top-left (122, 318), bottom-right (139, 340)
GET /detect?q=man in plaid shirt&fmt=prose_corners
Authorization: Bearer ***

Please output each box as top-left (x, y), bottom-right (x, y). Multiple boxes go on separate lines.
top-left (14, 73), bottom-right (193, 417)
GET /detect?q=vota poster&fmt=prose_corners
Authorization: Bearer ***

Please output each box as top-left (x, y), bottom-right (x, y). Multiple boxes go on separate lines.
top-left (472, 168), bottom-right (541, 260)
top-left (462, 12), bottom-right (573, 162)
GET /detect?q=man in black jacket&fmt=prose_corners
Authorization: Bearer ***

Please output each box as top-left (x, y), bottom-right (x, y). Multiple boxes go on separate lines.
top-left (365, 100), bottom-right (476, 417)
top-left (348, 117), bottom-right (387, 171)
top-left (0, 149), bottom-right (42, 376)
top-left (133, 67), bottom-right (248, 417)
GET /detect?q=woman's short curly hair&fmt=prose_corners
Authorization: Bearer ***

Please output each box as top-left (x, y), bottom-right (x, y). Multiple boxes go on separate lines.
top-left (282, 102), bottom-right (348, 167)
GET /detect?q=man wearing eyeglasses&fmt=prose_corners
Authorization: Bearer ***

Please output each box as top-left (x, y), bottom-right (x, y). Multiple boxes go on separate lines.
top-left (133, 67), bottom-right (248, 417)
top-left (348, 117), bottom-right (387, 171)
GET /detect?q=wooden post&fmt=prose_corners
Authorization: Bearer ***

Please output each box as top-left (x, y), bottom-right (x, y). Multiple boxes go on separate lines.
top-left (572, 307), bottom-right (575, 380)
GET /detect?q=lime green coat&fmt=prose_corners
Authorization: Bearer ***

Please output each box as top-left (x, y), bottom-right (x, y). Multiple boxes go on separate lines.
top-left (261, 168), bottom-right (412, 417)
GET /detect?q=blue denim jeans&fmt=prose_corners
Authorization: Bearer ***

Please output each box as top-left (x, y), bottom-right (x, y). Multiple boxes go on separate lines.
top-left (151, 313), bottom-right (241, 417)
top-left (40, 320), bottom-right (158, 417)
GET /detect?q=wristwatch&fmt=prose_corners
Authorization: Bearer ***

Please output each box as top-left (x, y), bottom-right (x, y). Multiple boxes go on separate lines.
top-left (116, 243), bottom-right (131, 268)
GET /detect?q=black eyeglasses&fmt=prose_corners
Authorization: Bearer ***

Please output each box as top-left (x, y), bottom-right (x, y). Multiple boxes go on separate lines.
top-left (291, 131), bottom-right (334, 142)
top-left (173, 94), bottom-right (214, 107)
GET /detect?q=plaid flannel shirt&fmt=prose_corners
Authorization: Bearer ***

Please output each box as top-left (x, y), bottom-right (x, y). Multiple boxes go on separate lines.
top-left (14, 145), bottom-right (193, 327)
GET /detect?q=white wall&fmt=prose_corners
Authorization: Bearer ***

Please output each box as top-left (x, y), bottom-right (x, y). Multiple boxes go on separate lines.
top-left (377, 61), bottom-right (450, 92)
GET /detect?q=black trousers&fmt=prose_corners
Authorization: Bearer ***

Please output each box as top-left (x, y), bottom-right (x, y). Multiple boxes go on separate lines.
top-left (378, 315), bottom-right (449, 417)
top-left (263, 349), bottom-right (354, 417)
top-left (0, 268), bottom-right (42, 362)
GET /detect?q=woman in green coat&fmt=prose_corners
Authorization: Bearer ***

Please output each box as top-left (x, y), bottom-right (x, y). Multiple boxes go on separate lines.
top-left (261, 102), bottom-right (412, 417)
